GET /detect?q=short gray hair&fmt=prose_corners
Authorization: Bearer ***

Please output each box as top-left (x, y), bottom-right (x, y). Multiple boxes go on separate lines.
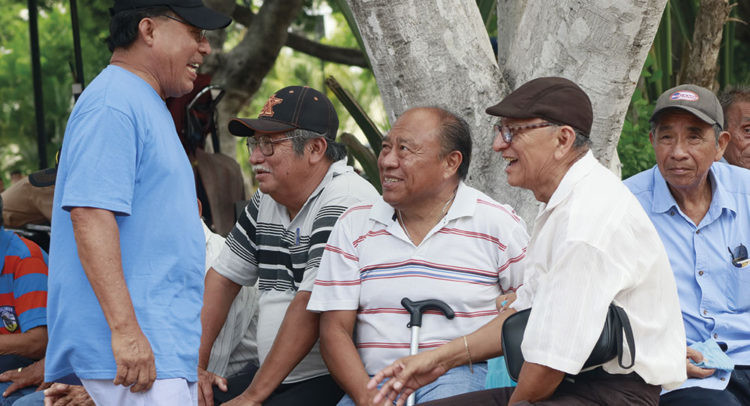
top-left (290, 128), bottom-right (347, 162)
top-left (718, 85), bottom-right (750, 129)
top-left (572, 128), bottom-right (591, 150)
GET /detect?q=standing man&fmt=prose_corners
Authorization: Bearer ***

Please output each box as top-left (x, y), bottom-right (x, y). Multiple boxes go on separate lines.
top-left (198, 86), bottom-right (379, 406)
top-left (307, 107), bottom-right (529, 405)
top-left (625, 84), bottom-right (750, 405)
top-left (718, 86), bottom-right (750, 169)
top-left (45, 1), bottom-right (230, 405)
top-left (368, 77), bottom-right (686, 406)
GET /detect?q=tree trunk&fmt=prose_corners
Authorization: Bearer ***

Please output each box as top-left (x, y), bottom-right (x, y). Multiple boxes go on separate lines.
top-left (504, 0), bottom-right (667, 175)
top-left (496, 0), bottom-right (528, 69)
top-left (349, 0), bottom-right (667, 224)
top-left (679, 0), bottom-right (731, 90)
top-left (344, 0), bottom-right (540, 219)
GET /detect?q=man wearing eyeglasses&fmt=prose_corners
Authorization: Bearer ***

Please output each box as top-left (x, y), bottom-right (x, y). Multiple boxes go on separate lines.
top-left (367, 77), bottom-right (686, 406)
top-left (198, 86), bottom-right (378, 406)
top-left (45, 1), bottom-right (230, 405)
top-left (625, 84), bottom-right (750, 406)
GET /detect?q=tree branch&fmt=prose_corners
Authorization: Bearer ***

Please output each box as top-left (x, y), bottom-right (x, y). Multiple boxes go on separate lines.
top-left (285, 33), bottom-right (368, 67)
top-left (230, 3), bottom-right (367, 68)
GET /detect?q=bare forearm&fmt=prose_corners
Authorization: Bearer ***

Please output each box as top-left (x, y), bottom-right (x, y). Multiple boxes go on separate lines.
top-left (0, 326), bottom-right (47, 359)
top-left (429, 310), bottom-right (516, 372)
top-left (508, 362), bottom-right (564, 404)
top-left (320, 312), bottom-right (371, 404)
top-left (70, 208), bottom-right (138, 333)
top-left (199, 269), bottom-right (241, 369)
top-left (243, 291), bottom-right (319, 402)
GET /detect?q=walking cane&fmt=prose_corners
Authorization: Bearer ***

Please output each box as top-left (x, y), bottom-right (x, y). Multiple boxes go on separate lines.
top-left (400, 297), bottom-right (455, 406)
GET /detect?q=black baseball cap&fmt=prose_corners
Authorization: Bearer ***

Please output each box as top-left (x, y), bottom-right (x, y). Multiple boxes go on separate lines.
top-left (651, 84), bottom-right (723, 129)
top-left (111, 0), bottom-right (231, 30)
top-left (486, 77), bottom-right (593, 136)
top-left (229, 86), bottom-right (339, 140)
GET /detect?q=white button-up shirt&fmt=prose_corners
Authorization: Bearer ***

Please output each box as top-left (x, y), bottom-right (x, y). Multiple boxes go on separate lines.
top-left (512, 151), bottom-right (687, 390)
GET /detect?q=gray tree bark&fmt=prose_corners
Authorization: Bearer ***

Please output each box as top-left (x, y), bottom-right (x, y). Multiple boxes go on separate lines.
top-left (504, 0), bottom-right (668, 175)
top-left (348, 0), bottom-right (667, 225)
top-left (679, 0), bottom-right (731, 90)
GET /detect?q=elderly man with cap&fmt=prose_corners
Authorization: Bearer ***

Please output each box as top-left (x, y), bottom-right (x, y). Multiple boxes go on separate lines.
top-left (368, 77), bottom-right (686, 406)
top-left (624, 85), bottom-right (750, 406)
top-left (44, 1), bottom-right (230, 405)
top-left (198, 86), bottom-right (378, 406)
top-left (306, 106), bottom-right (529, 405)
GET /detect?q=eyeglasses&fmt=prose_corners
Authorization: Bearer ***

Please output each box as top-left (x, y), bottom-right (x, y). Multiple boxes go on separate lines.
top-left (728, 243), bottom-right (750, 268)
top-left (493, 122), bottom-right (557, 144)
top-left (161, 14), bottom-right (206, 43)
top-left (246, 134), bottom-right (302, 157)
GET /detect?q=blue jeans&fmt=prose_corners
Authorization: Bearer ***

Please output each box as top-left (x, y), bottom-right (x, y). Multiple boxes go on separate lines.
top-left (0, 383), bottom-right (38, 406)
top-left (338, 363), bottom-right (487, 405)
top-left (8, 391), bottom-right (43, 406)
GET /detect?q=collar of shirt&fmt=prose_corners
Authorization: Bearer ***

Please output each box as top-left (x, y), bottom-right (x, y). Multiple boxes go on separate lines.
top-left (650, 163), bottom-right (737, 227)
top-left (287, 159), bottom-right (352, 226)
top-left (369, 181), bottom-right (478, 241)
top-left (542, 150), bottom-right (597, 215)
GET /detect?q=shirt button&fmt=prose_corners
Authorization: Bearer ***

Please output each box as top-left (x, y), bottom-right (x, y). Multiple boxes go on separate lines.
top-left (699, 270), bottom-right (704, 276)
top-left (714, 333), bottom-right (719, 339)
top-left (703, 309), bottom-right (708, 315)
top-left (670, 211), bottom-right (675, 216)
top-left (721, 377), bottom-right (726, 381)
top-left (696, 229), bottom-right (701, 234)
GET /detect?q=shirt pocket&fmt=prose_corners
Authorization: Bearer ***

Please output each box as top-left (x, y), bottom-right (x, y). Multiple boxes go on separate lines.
top-left (729, 266), bottom-right (750, 312)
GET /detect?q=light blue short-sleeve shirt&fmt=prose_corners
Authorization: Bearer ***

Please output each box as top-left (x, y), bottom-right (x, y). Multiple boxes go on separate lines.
top-left (45, 65), bottom-right (205, 383)
top-left (625, 162), bottom-right (750, 390)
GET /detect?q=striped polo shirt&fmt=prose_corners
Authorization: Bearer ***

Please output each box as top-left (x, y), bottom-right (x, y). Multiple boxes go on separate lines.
top-left (213, 160), bottom-right (379, 383)
top-left (0, 227), bottom-right (48, 334)
top-left (308, 182), bottom-right (529, 375)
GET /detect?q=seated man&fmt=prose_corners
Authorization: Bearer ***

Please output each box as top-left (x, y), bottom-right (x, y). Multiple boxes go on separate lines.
top-left (0, 196), bottom-right (49, 405)
top-left (625, 84), bottom-right (750, 405)
top-left (368, 77), bottom-right (687, 406)
top-left (198, 86), bottom-right (379, 406)
top-left (307, 107), bottom-right (529, 404)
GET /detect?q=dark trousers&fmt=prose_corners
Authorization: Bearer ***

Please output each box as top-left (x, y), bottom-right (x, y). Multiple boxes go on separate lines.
top-left (213, 363), bottom-right (344, 406)
top-left (660, 368), bottom-right (750, 406)
top-left (422, 368), bottom-right (661, 406)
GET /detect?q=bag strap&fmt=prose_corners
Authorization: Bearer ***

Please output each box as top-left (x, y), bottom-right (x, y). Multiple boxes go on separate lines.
top-left (613, 305), bottom-right (636, 369)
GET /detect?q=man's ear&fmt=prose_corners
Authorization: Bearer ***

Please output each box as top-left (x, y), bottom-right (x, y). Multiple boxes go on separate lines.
top-left (138, 17), bottom-right (158, 46)
top-left (443, 151), bottom-right (462, 179)
top-left (307, 137), bottom-right (328, 163)
top-left (553, 125), bottom-right (576, 159)
top-left (715, 130), bottom-right (731, 161)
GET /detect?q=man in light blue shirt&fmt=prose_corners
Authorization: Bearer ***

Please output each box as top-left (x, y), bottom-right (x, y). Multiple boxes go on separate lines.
top-left (625, 84), bottom-right (750, 405)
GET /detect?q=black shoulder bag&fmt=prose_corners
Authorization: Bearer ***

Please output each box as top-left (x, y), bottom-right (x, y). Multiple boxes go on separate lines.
top-left (501, 304), bottom-right (636, 381)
